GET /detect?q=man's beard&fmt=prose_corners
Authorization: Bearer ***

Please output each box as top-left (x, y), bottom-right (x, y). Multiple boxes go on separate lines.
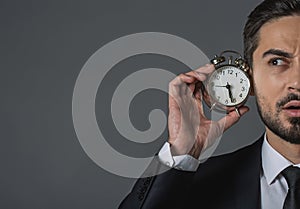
top-left (256, 93), bottom-right (300, 144)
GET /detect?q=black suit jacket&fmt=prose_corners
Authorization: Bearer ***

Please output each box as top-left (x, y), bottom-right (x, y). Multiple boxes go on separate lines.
top-left (119, 136), bottom-right (264, 209)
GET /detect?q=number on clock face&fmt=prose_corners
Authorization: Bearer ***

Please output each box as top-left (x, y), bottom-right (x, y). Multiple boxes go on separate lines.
top-left (207, 65), bottom-right (250, 106)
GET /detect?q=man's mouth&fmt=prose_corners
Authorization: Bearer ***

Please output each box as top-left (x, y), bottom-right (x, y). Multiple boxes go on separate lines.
top-left (283, 101), bottom-right (300, 109)
top-left (282, 101), bottom-right (300, 117)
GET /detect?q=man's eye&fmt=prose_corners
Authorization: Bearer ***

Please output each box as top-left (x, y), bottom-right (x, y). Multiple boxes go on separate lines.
top-left (269, 58), bottom-right (285, 66)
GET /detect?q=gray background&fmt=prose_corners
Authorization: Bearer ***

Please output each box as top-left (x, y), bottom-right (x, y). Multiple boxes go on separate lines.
top-left (1, 0), bottom-right (264, 208)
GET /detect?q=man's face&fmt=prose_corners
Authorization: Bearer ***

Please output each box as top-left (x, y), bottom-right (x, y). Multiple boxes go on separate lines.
top-left (252, 15), bottom-right (300, 144)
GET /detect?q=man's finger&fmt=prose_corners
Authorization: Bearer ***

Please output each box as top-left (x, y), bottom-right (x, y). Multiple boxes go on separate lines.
top-left (194, 64), bottom-right (215, 75)
top-left (217, 106), bottom-right (250, 131)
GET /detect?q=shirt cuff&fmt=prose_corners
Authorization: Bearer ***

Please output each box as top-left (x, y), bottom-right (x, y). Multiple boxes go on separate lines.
top-left (158, 142), bottom-right (200, 172)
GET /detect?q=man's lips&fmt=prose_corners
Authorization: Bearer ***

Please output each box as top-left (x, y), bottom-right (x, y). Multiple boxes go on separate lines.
top-left (282, 100), bottom-right (300, 109)
top-left (282, 100), bottom-right (300, 117)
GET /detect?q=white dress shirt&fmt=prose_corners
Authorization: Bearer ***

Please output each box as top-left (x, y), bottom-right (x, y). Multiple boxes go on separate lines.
top-left (158, 134), bottom-right (300, 209)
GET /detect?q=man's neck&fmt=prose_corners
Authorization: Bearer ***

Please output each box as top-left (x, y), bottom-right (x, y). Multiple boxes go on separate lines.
top-left (266, 128), bottom-right (300, 164)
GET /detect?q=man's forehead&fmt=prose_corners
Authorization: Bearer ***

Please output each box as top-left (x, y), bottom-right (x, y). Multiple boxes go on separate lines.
top-left (256, 15), bottom-right (300, 56)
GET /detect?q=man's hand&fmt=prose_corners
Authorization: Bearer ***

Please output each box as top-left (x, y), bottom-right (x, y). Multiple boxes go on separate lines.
top-left (168, 64), bottom-right (249, 159)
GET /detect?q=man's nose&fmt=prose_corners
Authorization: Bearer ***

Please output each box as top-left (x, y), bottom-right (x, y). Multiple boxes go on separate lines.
top-left (287, 64), bottom-right (300, 93)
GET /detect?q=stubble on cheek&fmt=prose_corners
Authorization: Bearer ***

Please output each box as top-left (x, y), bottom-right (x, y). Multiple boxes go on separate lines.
top-left (255, 87), bottom-right (300, 144)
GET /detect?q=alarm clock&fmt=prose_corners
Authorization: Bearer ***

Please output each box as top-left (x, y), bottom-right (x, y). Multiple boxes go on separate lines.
top-left (203, 50), bottom-right (251, 114)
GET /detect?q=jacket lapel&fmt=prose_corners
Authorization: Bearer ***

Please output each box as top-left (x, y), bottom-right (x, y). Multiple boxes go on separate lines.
top-left (233, 137), bottom-right (264, 209)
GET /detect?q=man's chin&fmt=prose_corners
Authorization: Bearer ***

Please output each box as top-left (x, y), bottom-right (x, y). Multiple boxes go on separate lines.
top-left (280, 114), bottom-right (300, 127)
top-left (267, 118), bottom-right (300, 145)
top-left (280, 125), bottom-right (300, 145)
top-left (288, 117), bottom-right (300, 126)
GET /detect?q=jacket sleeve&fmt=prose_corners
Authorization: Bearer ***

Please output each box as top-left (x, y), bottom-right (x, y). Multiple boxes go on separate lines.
top-left (118, 156), bottom-right (196, 209)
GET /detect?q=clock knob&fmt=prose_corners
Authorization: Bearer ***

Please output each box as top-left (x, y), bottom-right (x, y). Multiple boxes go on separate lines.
top-left (234, 58), bottom-right (250, 72)
top-left (211, 55), bottom-right (225, 65)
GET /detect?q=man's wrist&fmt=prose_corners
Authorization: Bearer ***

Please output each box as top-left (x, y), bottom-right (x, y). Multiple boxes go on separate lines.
top-left (158, 142), bottom-right (200, 172)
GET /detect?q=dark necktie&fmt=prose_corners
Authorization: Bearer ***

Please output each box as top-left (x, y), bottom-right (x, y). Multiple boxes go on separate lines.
top-left (281, 166), bottom-right (300, 209)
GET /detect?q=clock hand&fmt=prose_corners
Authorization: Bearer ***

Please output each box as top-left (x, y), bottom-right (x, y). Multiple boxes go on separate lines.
top-left (225, 82), bottom-right (234, 103)
top-left (215, 85), bottom-right (227, 87)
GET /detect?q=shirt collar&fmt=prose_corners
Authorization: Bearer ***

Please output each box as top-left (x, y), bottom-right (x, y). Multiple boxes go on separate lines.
top-left (261, 133), bottom-right (300, 185)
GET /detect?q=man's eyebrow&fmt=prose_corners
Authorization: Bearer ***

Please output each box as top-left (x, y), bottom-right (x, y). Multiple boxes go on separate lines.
top-left (262, 49), bottom-right (294, 58)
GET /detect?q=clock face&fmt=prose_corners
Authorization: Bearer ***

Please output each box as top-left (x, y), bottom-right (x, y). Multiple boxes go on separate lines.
top-left (207, 65), bottom-right (250, 107)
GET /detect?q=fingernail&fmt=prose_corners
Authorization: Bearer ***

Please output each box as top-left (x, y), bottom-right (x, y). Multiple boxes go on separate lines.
top-left (235, 108), bottom-right (241, 117)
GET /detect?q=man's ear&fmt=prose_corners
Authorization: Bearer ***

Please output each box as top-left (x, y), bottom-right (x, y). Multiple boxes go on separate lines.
top-left (248, 68), bottom-right (255, 96)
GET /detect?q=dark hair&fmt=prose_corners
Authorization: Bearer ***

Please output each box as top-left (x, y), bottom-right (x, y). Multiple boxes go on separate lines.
top-left (243, 0), bottom-right (300, 68)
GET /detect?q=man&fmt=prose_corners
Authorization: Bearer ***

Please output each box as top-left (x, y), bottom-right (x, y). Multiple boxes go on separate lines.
top-left (119, 0), bottom-right (300, 208)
